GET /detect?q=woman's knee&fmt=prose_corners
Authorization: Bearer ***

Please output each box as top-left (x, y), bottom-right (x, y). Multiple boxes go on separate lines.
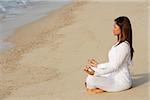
top-left (86, 76), bottom-right (96, 89)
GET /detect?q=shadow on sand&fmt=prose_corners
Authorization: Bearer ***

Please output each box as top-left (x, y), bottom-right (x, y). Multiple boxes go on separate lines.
top-left (132, 73), bottom-right (150, 88)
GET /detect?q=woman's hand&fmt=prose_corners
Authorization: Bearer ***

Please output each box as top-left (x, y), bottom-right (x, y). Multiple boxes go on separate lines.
top-left (88, 58), bottom-right (99, 67)
top-left (84, 65), bottom-right (95, 75)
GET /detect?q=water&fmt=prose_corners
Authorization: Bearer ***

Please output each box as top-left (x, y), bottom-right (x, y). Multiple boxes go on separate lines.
top-left (0, 0), bottom-right (72, 52)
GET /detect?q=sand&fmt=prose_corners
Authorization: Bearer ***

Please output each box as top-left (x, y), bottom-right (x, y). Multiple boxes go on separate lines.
top-left (0, 0), bottom-right (149, 100)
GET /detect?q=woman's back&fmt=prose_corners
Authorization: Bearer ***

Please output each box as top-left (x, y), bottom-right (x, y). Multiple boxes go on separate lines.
top-left (109, 41), bottom-right (132, 91)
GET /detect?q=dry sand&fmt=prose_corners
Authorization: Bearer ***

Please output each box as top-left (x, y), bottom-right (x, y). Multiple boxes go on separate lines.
top-left (0, 0), bottom-right (149, 100)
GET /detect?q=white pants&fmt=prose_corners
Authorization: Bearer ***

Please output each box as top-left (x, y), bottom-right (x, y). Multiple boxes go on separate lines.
top-left (85, 75), bottom-right (124, 92)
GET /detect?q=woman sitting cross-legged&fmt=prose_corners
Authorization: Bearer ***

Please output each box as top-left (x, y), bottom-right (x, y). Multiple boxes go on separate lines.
top-left (83, 16), bottom-right (134, 94)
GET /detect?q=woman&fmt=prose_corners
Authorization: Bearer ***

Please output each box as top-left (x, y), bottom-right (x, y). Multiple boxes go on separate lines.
top-left (83, 16), bottom-right (134, 93)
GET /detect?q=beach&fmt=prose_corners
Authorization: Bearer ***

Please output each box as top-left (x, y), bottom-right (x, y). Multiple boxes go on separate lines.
top-left (0, 0), bottom-right (149, 100)
top-left (0, 0), bottom-right (72, 51)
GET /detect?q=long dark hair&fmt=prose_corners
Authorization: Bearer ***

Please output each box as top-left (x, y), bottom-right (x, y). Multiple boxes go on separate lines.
top-left (114, 16), bottom-right (134, 60)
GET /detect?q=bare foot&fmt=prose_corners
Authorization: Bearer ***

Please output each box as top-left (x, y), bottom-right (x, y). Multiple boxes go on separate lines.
top-left (87, 88), bottom-right (105, 94)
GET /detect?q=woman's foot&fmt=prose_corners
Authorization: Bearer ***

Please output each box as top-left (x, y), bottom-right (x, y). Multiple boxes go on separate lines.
top-left (86, 88), bottom-right (105, 94)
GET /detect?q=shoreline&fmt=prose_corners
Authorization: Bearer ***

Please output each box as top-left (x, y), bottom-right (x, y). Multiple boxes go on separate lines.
top-left (0, 0), bottom-right (73, 51)
top-left (0, 0), bottom-right (149, 100)
top-left (0, 1), bottom-right (87, 99)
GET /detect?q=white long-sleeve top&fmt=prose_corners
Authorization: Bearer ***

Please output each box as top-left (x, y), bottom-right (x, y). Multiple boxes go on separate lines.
top-left (88, 41), bottom-right (133, 92)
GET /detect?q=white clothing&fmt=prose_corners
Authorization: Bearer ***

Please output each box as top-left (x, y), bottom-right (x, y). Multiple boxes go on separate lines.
top-left (86, 41), bottom-right (133, 92)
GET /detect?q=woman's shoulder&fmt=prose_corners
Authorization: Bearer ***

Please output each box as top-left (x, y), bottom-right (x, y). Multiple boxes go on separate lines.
top-left (114, 41), bottom-right (129, 46)
top-left (116, 41), bottom-right (130, 52)
top-left (120, 41), bottom-right (130, 47)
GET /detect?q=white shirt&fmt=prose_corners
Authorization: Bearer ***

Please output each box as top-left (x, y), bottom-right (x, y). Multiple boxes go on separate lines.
top-left (87, 41), bottom-right (133, 92)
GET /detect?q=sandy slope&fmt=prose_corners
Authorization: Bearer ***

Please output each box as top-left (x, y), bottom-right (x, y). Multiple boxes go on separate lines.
top-left (0, 0), bottom-right (149, 100)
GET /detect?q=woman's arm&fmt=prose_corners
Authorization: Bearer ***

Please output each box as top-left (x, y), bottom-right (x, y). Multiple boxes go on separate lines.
top-left (92, 43), bottom-right (130, 76)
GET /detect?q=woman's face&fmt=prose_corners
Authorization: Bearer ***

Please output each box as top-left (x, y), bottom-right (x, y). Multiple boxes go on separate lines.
top-left (113, 23), bottom-right (121, 36)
